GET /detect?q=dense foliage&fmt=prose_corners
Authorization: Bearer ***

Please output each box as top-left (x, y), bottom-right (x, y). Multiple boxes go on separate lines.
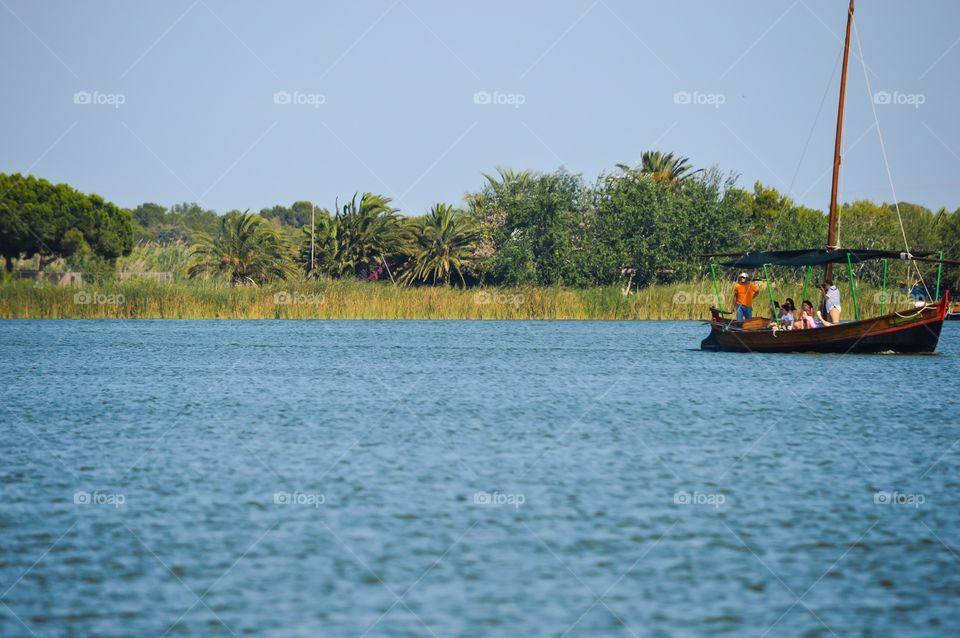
top-left (187, 212), bottom-right (292, 285)
top-left (132, 202), bottom-right (219, 245)
top-left (0, 173), bottom-right (133, 271)
top-left (400, 203), bottom-right (479, 286)
top-left (4, 155), bottom-right (959, 291)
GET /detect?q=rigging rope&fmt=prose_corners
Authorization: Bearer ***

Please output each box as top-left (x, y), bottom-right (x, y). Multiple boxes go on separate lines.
top-left (789, 48), bottom-right (843, 196)
top-left (852, 18), bottom-right (930, 297)
top-left (894, 302), bottom-right (936, 319)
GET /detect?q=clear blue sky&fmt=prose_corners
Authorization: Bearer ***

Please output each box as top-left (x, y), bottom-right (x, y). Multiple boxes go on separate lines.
top-left (2, 0), bottom-right (958, 216)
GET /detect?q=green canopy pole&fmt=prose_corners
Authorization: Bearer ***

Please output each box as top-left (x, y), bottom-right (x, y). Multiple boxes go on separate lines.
top-left (935, 250), bottom-right (944, 301)
top-left (802, 266), bottom-right (811, 306)
top-left (762, 264), bottom-right (778, 326)
top-left (709, 261), bottom-right (722, 310)
top-left (880, 258), bottom-right (887, 315)
top-left (846, 253), bottom-right (860, 321)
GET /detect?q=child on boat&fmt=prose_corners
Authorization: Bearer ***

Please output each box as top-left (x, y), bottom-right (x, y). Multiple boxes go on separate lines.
top-left (795, 300), bottom-right (819, 329)
top-left (781, 298), bottom-right (795, 327)
top-left (771, 299), bottom-right (795, 328)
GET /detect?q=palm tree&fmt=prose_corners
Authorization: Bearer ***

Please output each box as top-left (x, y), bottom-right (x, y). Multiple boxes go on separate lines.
top-left (401, 203), bottom-right (479, 287)
top-left (301, 193), bottom-right (409, 279)
top-left (299, 208), bottom-right (340, 278)
top-left (617, 151), bottom-right (700, 184)
top-left (188, 211), bottom-right (292, 285)
top-left (481, 167), bottom-right (534, 193)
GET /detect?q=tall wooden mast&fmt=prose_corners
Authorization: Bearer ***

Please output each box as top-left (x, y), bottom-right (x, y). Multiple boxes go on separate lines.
top-left (825, 0), bottom-right (855, 282)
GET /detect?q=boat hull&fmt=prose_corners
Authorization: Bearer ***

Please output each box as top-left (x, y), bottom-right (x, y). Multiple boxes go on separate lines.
top-left (701, 297), bottom-right (948, 354)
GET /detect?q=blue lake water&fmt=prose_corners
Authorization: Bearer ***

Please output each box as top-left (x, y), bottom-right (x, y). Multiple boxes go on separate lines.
top-left (1, 320), bottom-right (959, 637)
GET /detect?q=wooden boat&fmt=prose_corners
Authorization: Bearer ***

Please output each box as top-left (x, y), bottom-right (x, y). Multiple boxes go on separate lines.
top-left (701, 248), bottom-right (951, 353)
top-left (702, 293), bottom-right (948, 354)
top-left (701, 0), bottom-right (954, 354)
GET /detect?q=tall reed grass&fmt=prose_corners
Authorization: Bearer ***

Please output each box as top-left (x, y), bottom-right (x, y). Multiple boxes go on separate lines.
top-left (0, 278), bottom-right (914, 320)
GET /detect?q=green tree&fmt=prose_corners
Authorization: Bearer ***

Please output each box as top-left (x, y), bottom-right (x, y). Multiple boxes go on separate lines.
top-left (169, 202), bottom-right (219, 236)
top-left (591, 168), bottom-right (742, 286)
top-left (0, 173), bottom-right (133, 271)
top-left (401, 204), bottom-right (478, 286)
top-left (741, 183), bottom-right (826, 251)
top-left (467, 169), bottom-right (589, 286)
top-left (188, 211), bottom-right (292, 285)
top-left (618, 151), bottom-right (700, 185)
top-left (261, 201), bottom-right (317, 229)
top-left (892, 202), bottom-right (939, 253)
top-left (133, 202), bottom-right (167, 228)
top-left (467, 168), bottom-right (535, 269)
top-left (299, 193), bottom-right (408, 279)
top-left (933, 208), bottom-right (960, 292)
top-left (131, 202), bottom-right (195, 245)
top-left (298, 207), bottom-right (336, 277)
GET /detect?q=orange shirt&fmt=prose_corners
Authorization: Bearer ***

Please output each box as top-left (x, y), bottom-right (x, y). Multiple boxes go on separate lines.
top-left (734, 281), bottom-right (759, 307)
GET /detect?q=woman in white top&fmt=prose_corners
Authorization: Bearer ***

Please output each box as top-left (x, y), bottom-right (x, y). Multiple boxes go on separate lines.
top-left (817, 280), bottom-right (842, 326)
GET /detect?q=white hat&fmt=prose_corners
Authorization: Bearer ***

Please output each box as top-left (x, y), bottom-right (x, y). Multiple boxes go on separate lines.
top-left (738, 272), bottom-right (749, 279)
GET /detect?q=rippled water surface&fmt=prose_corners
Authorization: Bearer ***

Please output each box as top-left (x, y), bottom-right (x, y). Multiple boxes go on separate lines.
top-left (2, 320), bottom-right (959, 637)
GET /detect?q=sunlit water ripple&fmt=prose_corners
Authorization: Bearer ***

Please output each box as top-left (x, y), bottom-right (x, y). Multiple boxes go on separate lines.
top-left (1, 320), bottom-right (959, 637)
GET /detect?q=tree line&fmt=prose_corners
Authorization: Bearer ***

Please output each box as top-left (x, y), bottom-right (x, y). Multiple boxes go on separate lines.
top-left (0, 173), bottom-right (133, 273)
top-left (2, 153), bottom-right (959, 290)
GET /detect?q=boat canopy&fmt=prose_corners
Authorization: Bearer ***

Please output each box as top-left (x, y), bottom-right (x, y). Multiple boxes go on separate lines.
top-left (716, 249), bottom-right (933, 268)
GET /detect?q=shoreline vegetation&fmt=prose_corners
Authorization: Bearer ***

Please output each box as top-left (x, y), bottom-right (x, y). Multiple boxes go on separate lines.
top-left (0, 278), bottom-right (904, 320)
top-left (3, 152), bottom-right (957, 321)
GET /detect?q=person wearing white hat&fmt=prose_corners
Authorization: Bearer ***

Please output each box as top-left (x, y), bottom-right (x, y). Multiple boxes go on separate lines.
top-left (733, 272), bottom-right (760, 321)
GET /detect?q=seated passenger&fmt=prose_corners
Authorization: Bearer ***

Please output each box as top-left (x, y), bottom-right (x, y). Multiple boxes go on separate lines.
top-left (779, 298), bottom-right (795, 327)
top-left (796, 300), bottom-right (818, 329)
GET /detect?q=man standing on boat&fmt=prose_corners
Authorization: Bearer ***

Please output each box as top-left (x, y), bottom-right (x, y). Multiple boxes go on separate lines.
top-left (818, 280), bottom-right (842, 325)
top-left (732, 273), bottom-right (761, 321)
